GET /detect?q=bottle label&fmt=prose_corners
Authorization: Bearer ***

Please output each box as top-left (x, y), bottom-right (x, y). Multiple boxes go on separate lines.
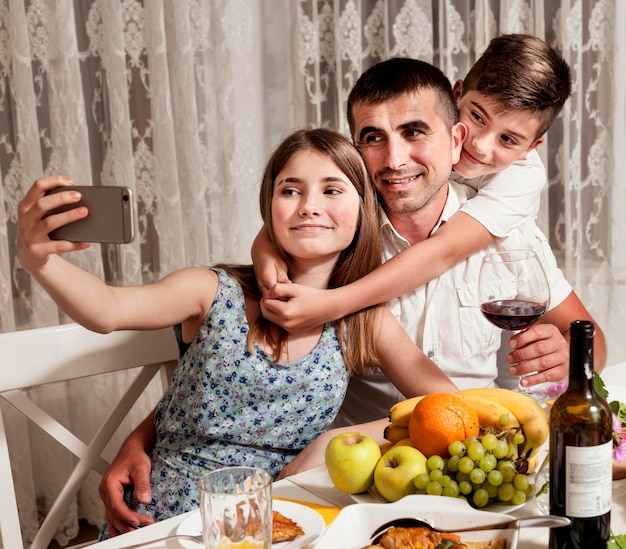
top-left (565, 441), bottom-right (612, 517)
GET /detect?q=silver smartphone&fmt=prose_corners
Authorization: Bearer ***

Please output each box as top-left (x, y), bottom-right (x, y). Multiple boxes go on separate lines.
top-left (45, 185), bottom-right (135, 244)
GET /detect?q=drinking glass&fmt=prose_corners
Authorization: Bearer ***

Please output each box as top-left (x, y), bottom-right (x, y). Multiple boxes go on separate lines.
top-left (534, 452), bottom-right (551, 516)
top-left (199, 466), bottom-right (273, 549)
top-left (478, 250), bottom-right (551, 401)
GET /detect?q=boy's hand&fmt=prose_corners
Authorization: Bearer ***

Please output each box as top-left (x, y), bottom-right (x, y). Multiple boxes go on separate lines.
top-left (251, 226), bottom-right (291, 295)
top-left (506, 323), bottom-right (569, 386)
top-left (258, 266), bottom-right (292, 296)
top-left (17, 176), bottom-right (90, 273)
top-left (261, 283), bottom-right (342, 333)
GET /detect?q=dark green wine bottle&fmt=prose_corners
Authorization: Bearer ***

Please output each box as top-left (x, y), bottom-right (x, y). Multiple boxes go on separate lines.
top-left (549, 320), bottom-right (612, 548)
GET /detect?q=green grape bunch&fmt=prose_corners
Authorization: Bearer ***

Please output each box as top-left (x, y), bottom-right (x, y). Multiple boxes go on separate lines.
top-left (412, 429), bottom-right (533, 508)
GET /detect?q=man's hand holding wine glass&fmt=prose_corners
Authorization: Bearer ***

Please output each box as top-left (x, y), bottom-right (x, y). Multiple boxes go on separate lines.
top-left (505, 322), bottom-right (570, 385)
top-left (478, 250), bottom-right (563, 402)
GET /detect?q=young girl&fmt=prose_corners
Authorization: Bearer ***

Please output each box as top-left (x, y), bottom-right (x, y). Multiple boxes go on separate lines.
top-left (17, 128), bottom-right (456, 533)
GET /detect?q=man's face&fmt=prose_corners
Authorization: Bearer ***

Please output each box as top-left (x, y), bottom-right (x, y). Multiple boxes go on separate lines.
top-left (454, 89), bottom-right (544, 179)
top-left (352, 90), bottom-right (464, 216)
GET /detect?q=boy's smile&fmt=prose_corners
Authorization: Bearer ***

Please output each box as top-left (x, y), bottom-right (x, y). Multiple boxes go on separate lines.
top-left (454, 90), bottom-right (544, 179)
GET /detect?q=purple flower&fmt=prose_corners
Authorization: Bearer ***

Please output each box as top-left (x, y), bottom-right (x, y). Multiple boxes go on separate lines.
top-left (544, 383), bottom-right (568, 398)
top-left (613, 413), bottom-right (626, 463)
top-left (614, 436), bottom-right (626, 463)
top-left (613, 414), bottom-right (622, 432)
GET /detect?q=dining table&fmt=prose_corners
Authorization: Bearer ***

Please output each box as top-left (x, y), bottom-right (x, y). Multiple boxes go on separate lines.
top-left (87, 360), bottom-right (626, 549)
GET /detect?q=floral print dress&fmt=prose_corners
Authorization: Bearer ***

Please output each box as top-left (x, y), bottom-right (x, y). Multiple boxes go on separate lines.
top-left (133, 268), bottom-right (349, 521)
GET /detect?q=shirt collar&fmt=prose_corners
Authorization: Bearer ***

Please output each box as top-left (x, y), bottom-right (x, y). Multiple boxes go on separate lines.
top-left (378, 180), bottom-right (472, 239)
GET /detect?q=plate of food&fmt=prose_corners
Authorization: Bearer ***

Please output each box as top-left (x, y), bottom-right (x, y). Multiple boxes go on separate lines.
top-left (176, 499), bottom-right (325, 548)
top-left (315, 494), bottom-right (518, 549)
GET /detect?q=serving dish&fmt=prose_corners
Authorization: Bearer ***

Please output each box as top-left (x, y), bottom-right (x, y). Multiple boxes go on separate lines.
top-left (349, 484), bottom-right (528, 514)
top-left (315, 494), bottom-right (518, 548)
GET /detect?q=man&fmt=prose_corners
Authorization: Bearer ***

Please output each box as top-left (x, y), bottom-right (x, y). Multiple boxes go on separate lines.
top-left (259, 55), bottom-right (605, 424)
top-left (333, 57), bottom-right (604, 423)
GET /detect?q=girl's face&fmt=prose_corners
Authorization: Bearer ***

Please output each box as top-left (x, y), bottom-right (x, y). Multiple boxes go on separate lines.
top-left (272, 150), bottom-right (361, 267)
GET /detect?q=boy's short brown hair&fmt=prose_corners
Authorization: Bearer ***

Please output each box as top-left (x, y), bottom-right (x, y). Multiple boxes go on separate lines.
top-left (461, 34), bottom-right (572, 139)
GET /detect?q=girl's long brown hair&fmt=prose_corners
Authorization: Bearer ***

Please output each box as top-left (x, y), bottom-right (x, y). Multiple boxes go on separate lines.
top-left (218, 128), bottom-right (382, 374)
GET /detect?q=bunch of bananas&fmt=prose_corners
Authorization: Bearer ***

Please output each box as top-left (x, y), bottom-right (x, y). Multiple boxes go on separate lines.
top-left (384, 387), bottom-right (549, 469)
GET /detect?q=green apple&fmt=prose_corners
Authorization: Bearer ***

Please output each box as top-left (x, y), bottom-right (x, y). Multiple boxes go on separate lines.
top-left (374, 445), bottom-right (428, 502)
top-left (325, 432), bottom-right (382, 494)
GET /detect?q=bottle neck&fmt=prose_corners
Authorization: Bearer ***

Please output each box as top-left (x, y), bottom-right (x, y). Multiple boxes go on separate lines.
top-left (568, 325), bottom-right (595, 391)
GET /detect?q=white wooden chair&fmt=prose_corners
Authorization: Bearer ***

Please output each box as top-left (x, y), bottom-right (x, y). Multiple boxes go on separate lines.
top-left (0, 323), bottom-right (179, 549)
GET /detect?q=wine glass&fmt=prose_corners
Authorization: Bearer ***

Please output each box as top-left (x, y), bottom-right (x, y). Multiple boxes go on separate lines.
top-left (478, 250), bottom-right (550, 401)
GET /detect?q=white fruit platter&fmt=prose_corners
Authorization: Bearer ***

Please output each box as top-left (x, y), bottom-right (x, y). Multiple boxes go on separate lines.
top-left (314, 494), bottom-right (519, 548)
top-left (348, 478), bottom-right (535, 514)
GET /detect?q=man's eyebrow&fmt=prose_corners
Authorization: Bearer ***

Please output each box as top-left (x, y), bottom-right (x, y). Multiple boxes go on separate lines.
top-left (357, 120), bottom-right (430, 142)
top-left (357, 126), bottom-right (379, 142)
top-left (399, 120), bottom-right (431, 132)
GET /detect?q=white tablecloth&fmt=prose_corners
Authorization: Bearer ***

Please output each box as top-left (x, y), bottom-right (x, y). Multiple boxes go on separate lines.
top-left (88, 360), bottom-right (626, 548)
top-left (85, 465), bottom-right (626, 549)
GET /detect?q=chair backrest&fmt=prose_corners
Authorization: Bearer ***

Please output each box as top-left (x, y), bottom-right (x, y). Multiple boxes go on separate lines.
top-left (0, 323), bottom-right (179, 549)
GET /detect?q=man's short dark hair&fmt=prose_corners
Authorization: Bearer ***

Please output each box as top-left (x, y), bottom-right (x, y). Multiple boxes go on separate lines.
top-left (347, 57), bottom-right (459, 138)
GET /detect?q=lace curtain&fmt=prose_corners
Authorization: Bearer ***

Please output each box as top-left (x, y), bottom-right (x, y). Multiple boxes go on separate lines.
top-left (0, 1), bottom-right (296, 546)
top-left (293, 0), bottom-right (626, 364)
top-left (1, 0), bottom-right (625, 546)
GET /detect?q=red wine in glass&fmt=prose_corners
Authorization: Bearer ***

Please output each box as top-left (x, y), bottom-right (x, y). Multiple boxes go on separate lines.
top-left (477, 250), bottom-right (551, 398)
top-left (480, 299), bottom-right (548, 330)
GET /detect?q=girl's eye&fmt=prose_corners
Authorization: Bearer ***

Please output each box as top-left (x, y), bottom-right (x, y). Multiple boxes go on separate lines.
top-left (280, 187), bottom-right (299, 196)
top-left (324, 188), bottom-right (341, 196)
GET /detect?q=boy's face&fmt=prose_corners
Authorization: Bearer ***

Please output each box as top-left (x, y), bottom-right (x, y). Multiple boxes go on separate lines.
top-left (454, 87), bottom-right (544, 180)
top-left (351, 90), bottom-right (465, 217)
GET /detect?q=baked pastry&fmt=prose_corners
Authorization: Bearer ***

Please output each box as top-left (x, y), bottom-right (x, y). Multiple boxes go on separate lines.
top-left (272, 509), bottom-right (305, 542)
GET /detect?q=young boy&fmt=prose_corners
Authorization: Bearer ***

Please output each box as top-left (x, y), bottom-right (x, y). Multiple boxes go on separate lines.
top-left (256, 34), bottom-right (572, 344)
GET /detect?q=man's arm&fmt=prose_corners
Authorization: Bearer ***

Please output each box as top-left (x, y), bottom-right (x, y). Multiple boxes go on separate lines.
top-left (98, 410), bottom-right (157, 536)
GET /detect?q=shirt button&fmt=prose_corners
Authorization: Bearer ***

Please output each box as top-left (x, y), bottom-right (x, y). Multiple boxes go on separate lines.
top-left (427, 351), bottom-right (434, 358)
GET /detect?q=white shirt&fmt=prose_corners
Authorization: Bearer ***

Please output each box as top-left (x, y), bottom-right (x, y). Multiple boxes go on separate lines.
top-left (455, 149), bottom-right (546, 237)
top-left (332, 179), bottom-right (571, 426)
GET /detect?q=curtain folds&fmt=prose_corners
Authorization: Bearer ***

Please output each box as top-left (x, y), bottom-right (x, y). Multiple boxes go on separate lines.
top-left (0, 0), bottom-right (624, 545)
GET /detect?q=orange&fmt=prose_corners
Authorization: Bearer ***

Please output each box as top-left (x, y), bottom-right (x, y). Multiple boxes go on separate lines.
top-left (408, 392), bottom-right (480, 457)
